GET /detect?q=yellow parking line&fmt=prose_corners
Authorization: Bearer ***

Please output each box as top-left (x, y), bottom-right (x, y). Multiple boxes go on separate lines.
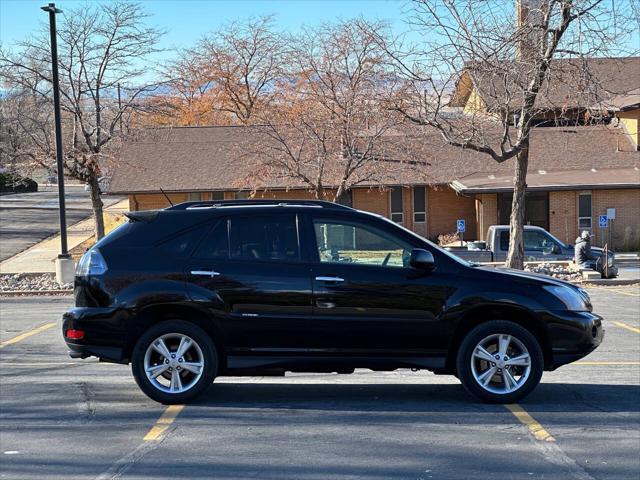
top-left (143, 405), bottom-right (184, 441)
top-left (505, 404), bottom-right (555, 442)
top-left (613, 321), bottom-right (640, 334)
top-left (0, 322), bottom-right (56, 349)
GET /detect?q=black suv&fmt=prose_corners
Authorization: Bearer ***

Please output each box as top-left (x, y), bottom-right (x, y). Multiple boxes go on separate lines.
top-left (63, 200), bottom-right (603, 404)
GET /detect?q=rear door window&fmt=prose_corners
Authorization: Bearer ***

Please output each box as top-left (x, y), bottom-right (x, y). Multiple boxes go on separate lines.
top-left (229, 214), bottom-right (300, 262)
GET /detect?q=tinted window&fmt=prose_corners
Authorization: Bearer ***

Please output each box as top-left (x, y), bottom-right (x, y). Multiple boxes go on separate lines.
top-left (157, 224), bottom-right (209, 257)
top-left (194, 219), bottom-right (229, 259)
top-left (229, 215), bottom-right (299, 261)
top-left (313, 219), bottom-right (411, 268)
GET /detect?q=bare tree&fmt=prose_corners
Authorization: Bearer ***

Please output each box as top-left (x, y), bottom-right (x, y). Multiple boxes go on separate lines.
top-left (371, 0), bottom-right (638, 268)
top-left (195, 16), bottom-right (286, 124)
top-left (248, 21), bottom-right (415, 201)
top-left (0, 2), bottom-right (162, 239)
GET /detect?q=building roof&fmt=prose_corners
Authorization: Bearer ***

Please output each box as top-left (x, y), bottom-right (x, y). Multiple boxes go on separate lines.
top-left (450, 57), bottom-right (640, 112)
top-left (452, 167), bottom-right (640, 194)
top-left (608, 88), bottom-right (640, 112)
top-left (108, 123), bottom-right (640, 195)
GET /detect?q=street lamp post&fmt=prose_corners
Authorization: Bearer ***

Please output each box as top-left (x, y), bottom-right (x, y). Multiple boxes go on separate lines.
top-left (41, 3), bottom-right (74, 285)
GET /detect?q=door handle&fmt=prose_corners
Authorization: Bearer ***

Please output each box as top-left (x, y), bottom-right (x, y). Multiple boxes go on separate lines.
top-left (316, 300), bottom-right (336, 309)
top-left (315, 276), bottom-right (344, 282)
top-left (190, 270), bottom-right (221, 278)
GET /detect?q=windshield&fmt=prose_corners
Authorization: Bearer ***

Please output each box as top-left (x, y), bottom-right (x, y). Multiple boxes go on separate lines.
top-left (376, 214), bottom-right (473, 267)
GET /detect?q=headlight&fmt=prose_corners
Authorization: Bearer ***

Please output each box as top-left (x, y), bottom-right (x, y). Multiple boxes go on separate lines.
top-left (75, 248), bottom-right (108, 276)
top-left (543, 285), bottom-right (590, 311)
top-left (607, 253), bottom-right (614, 267)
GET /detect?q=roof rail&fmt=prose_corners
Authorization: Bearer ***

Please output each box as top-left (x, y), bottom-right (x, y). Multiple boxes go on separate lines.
top-left (165, 199), bottom-right (354, 211)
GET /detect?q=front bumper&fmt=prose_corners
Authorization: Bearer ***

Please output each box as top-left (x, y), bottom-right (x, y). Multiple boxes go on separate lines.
top-left (542, 310), bottom-right (604, 369)
top-left (62, 306), bottom-right (129, 363)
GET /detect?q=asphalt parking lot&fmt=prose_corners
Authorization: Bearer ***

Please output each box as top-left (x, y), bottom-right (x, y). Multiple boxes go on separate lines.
top-left (0, 186), bottom-right (122, 261)
top-left (0, 286), bottom-right (638, 480)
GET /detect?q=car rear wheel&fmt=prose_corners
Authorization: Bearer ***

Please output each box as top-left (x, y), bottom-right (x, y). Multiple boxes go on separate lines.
top-left (456, 320), bottom-right (543, 403)
top-left (131, 320), bottom-right (217, 404)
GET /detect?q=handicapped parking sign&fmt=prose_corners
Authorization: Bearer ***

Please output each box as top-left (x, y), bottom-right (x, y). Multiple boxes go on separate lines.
top-left (599, 215), bottom-right (608, 228)
top-left (456, 219), bottom-right (466, 233)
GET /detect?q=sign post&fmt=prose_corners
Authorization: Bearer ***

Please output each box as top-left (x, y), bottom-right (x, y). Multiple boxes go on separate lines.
top-left (456, 219), bottom-right (466, 246)
top-left (606, 208), bottom-right (616, 250)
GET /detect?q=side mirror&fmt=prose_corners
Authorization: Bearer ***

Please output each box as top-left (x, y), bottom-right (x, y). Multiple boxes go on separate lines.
top-left (552, 244), bottom-right (562, 254)
top-left (410, 248), bottom-right (435, 271)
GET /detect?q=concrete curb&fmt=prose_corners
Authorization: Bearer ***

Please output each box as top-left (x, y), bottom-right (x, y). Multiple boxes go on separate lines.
top-left (578, 279), bottom-right (640, 286)
top-left (0, 290), bottom-right (73, 297)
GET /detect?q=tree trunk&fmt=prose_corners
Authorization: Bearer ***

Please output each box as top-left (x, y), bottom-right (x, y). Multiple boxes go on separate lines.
top-left (89, 178), bottom-right (105, 240)
top-left (505, 143), bottom-right (529, 270)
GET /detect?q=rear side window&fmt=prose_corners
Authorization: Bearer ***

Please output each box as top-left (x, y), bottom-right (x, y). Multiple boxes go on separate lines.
top-left (229, 215), bottom-right (299, 262)
top-left (156, 223), bottom-right (209, 258)
top-left (194, 219), bottom-right (229, 259)
top-left (499, 231), bottom-right (509, 251)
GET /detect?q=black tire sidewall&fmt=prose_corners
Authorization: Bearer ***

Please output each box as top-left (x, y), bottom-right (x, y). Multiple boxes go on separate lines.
top-left (456, 320), bottom-right (544, 404)
top-left (131, 320), bottom-right (218, 404)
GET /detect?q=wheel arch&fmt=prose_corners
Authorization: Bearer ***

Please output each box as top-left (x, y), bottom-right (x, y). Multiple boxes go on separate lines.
top-left (446, 305), bottom-right (553, 372)
top-left (126, 303), bottom-right (225, 366)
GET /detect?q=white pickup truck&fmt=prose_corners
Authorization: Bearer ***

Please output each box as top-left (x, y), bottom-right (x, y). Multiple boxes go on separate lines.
top-left (445, 225), bottom-right (617, 278)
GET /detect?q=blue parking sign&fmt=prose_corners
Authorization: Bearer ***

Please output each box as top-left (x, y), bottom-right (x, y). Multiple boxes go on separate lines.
top-left (457, 219), bottom-right (466, 233)
top-left (598, 215), bottom-right (608, 228)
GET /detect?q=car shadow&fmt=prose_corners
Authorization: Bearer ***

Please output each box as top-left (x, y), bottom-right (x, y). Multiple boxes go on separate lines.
top-left (192, 379), bottom-right (640, 415)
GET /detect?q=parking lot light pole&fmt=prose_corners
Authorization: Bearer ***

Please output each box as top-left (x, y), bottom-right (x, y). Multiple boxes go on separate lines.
top-left (42, 3), bottom-right (74, 285)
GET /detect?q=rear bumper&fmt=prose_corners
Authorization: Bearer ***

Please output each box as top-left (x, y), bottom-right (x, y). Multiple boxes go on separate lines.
top-left (544, 310), bottom-right (604, 369)
top-left (62, 306), bottom-right (129, 363)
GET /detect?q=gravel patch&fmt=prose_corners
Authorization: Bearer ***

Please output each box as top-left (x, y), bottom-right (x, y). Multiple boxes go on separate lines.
top-left (524, 262), bottom-right (582, 282)
top-left (0, 273), bottom-right (72, 292)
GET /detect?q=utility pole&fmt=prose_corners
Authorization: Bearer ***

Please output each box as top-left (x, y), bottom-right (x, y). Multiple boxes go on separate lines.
top-left (42, 3), bottom-right (74, 284)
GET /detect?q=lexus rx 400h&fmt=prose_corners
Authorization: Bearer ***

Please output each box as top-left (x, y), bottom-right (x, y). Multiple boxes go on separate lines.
top-left (64, 200), bottom-right (603, 404)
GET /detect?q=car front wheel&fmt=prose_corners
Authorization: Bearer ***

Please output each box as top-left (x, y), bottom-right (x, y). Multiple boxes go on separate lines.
top-left (456, 320), bottom-right (543, 403)
top-left (131, 320), bottom-right (217, 404)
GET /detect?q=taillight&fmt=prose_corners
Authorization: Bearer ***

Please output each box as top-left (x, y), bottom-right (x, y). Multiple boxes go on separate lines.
top-left (65, 329), bottom-right (85, 340)
top-left (75, 248), bottom-right (108, 276)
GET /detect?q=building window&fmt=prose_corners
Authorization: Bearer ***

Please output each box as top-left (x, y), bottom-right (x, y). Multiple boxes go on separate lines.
top-left (211, 191), bottom-right (224, 201)
top-left (413, 186), bottom-right (426, 223)
top-left (390, 187), bottom-right (403, 223)
top-left (578, 192), bottom-right (592, 230)
top-left (235, 191), bottom-right (250, 199)
top-left (187, 192), bottom-right (202, 201)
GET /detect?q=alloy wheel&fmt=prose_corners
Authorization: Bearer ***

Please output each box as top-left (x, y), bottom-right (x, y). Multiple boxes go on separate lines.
top-left (143, 333), bottom-right (205, 394)
top-left (470, 333), bottom-right (532, 395)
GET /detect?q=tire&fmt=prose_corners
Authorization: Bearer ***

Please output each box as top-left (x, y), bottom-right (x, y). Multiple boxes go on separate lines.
top-left (456, 320), bottom-right (543, 404)
top-left (131, 320), bottom-right (218, 404)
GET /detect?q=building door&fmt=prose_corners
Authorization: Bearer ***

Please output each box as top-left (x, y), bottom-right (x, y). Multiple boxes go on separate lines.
top-left (498, 192), bottom-right (549, 230)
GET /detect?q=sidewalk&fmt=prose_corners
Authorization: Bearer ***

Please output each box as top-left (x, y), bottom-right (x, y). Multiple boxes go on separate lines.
top-left (0, 199), bottom-right (129, 274)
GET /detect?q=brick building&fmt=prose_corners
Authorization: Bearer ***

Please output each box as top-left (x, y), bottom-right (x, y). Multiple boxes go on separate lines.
top-left (109, 58), bottom-right (640, 250)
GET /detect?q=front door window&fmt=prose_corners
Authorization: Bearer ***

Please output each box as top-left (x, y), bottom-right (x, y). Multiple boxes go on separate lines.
top-left (313, 219), bottom-right (411, 268)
